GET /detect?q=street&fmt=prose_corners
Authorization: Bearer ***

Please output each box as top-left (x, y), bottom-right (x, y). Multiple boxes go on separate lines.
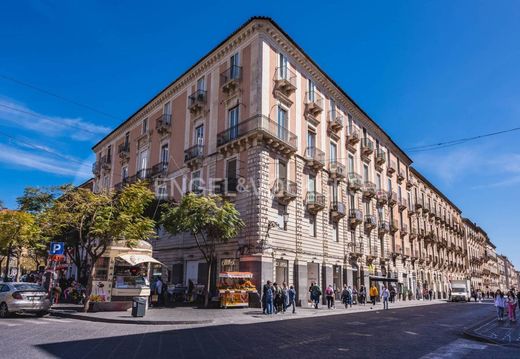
top-left (1, 302), bottom-right (519, 358)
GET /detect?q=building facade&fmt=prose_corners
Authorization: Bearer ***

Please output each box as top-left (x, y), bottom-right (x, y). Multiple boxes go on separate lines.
top-left (91, 17), bottom-right (516, 303)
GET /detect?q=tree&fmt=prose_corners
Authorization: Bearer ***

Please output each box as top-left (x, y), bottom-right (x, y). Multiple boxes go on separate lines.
top-left (43, 182), bottom-right (156, 312)
top-left (161, 193), bottom-right (244, 307)
top-left (0, 210), bottom-right (40, 281)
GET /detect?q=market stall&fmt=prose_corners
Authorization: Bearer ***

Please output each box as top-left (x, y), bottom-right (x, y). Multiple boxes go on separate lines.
top-left (89, 240), bottom-right (164, 311)
top-left (217, 272), bottom-right (257, 308)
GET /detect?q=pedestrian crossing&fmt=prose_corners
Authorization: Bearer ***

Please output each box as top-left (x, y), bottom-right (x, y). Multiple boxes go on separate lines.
top-left (0, 316), bottom-right (73, 327)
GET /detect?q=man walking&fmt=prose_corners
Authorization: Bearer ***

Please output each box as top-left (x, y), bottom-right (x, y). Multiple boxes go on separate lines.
top-left (325, 284), bottom-right (335, 309)
top-left (288, 285), bottom-right (297, 314)
top-left (309, 282), bottom-right (321, 309)
top-left (262, 280), bottom-right (272, 314)
top-left (369, 284), bottom-right (378, 306)
top-left (381, 285), bottom-right (390, 310)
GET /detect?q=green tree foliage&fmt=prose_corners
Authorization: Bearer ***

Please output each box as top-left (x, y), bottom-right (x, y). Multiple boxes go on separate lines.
top-left (161, 193), bottom-right (244, 306)
top-left (0, 210), bottom-right (40, 281)
top-left (43, 182), bottom-right (156, 311)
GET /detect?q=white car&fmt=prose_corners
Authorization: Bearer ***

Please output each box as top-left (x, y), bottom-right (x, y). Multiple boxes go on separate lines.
top-left (0, 282), bottom-right (51, 318)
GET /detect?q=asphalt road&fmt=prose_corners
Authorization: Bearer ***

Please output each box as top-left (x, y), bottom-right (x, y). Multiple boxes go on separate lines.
top-left (1, 302), bottom-right (519, 358)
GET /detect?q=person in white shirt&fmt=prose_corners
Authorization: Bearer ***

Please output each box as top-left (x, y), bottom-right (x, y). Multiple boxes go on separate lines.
top-left (381, 286), bottom-right (390, 310)
top-left (494, 290), bottom-right (506, 321)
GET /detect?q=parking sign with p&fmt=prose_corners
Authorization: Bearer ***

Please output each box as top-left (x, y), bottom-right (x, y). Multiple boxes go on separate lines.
top-left (49, 242), bottom-right (64, 255)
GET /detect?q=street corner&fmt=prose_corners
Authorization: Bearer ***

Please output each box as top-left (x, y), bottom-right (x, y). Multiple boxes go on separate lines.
top-left (464, 316), bottom-right (520, 347)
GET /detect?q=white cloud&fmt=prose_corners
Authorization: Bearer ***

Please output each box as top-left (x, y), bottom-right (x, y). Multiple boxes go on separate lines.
top-left (0, 143), bottom-right (92, 178)
top-left (0, 97), bottom-right (110, 141)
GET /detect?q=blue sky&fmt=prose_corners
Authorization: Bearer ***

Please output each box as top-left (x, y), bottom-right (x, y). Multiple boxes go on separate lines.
top-left (0, 1), bottom-right (518, 266)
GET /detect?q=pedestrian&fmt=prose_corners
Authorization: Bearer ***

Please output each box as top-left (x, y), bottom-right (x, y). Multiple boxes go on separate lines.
top-left (287, 285), bottom-right (297, 314)
top-left (282, 282), bottom-right (289, 313)
top-left (359, 285), bottom-right (366, 305)
top-left (428, 289), bottom-right (433, 301)
top-left (390, 286), bottom-right (396, 303)
top-left (273, 282), bottom-right (283, 314)
top-left (155, 277), bottom-right (163, 306)
top-left (495, 290), bottom-right (506, 322)
top-left (262, 280), bottom-right (272, 314)
top-left (265, 283), bottom-right (274, 315)
top-left (506, 291), bottom-right (517, 323)
top-left (369, 284), bottom-right (378, 306)
top-left (325, 285), bottom-right (335, 309)
top-left (309, 282), bottom-right (321, 309)
top-left (352, 287), bottom-right (358, 305)
top-left (341, 285), bottom-right (352, 308)
top-left (381, 285), bottom-right (390, 310)
top-left (51, 283), bottom-right (62, 305)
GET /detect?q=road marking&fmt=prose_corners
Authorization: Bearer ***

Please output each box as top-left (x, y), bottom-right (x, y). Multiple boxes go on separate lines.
top-left (419, 339), bottom-right (487, 359)
top-left (349, 332), bottom-right (373, 337)
top-left (405, 331), bottom-right (419, 335)
top-left (42, 317), bottom-right (72, 323)
top-left (278, 335), bottom-right (330, 349)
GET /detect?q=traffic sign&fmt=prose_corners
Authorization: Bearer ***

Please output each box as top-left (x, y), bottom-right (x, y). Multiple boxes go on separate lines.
top-left (49, 242), bottom-right (65, 255)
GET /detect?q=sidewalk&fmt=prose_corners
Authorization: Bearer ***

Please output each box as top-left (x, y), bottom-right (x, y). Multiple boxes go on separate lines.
top-left (51, 299), bottom-right (448, 326)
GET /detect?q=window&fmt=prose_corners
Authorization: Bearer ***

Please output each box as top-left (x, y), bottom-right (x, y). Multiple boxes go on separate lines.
top-left (279, 53), bottom-right (288, 79)
top-left (331, 183), bottom-right (338, 203)
top-left (307, 130), bottom-right (316, 154)
top-left (308, 174), bottom-right (316, 192)
top-left (226, 158), bottom-right (237, 180)
top-left (138, 149), bottom-right (148, 178)
top-left (228, 106), bottom-right (239, 139)
top-left (347, 113), bottom-right (354, 133)
top-left (348, 154), bottom-right (354, 173)
top-left (363, 164), bottom-right (369, 182)
top-left (376, 174), bottom-right (382, 190)
top-left (277, 160), bottom-right (287, 182)
top-left (365, 201), bottom-right (371, 215)
top-left (103, 175), bottom-right (109, 189)
top-left (195, 125), bottom-right (204, 145)
top-left (387, 178), bottom-right (392, 192)
top-left (142, 118), bottom-right (148, 134)
top-left (308, 79), bottom-right (316, 101)
top-left (330, 142), bottom-right (337, 164)
top-left (277, 106), bottom-right (288, 140)
top-left (230, 52), bottom-right (240, 79)
top-left (94, 257), bottom-right (110, 281)
top-left (192, 170), bottom-right (201, 193)
top-left (160, 144), bottom-right (169, 165)
top-left (332, 222), bottom-right (338, 242)
top-left (124, 132), bottom-right (130, 145)
top-left (164, 102), bottom-right (171, 115)
top-left (349, 194), bottom-right (355, 209)
top-left (197, 77), bottom-right (205, 91)
top-left (157, 185), bottom-right (168, 200)
top-left (309, 215), bottom-right (317, 237)
top-left (107, 145), bottom-right (112, 160)
top-left (398, 186), bottom-right (402, 201)
top-left (330, 99), bottom-right (336, 117)
top-left (121, 166), bottom-right (128, 181)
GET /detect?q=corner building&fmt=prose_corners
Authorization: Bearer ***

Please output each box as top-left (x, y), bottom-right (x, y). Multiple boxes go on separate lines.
top-left (91, 17), bottom-right (497, 305)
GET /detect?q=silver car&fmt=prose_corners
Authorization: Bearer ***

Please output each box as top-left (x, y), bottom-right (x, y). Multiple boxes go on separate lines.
top-left (0, 282), bottom-right (51, 318)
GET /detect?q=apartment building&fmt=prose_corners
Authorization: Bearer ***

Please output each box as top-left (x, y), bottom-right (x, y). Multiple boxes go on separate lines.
top-left (463, 219), bottom-right (487, 291)
top-left (91, 17), bottom-right (514, 304)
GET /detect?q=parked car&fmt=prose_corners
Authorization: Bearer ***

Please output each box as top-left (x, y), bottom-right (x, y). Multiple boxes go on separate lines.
top-left (0, 282), bottom-right (51, 318)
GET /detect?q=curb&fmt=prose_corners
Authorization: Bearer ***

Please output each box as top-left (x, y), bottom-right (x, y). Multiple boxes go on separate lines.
top-left (50, 310), bottom-right (213, 326)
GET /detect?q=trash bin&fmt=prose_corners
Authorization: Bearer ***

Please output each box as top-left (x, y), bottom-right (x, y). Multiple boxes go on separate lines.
top-left (131, 297), bottom-right (146, 317)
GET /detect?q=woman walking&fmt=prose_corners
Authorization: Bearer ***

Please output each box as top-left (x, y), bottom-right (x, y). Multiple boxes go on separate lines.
top-left (495, 290), bottom-right (506, 322)
top-left (325, 285), bottom-right (335, 309)
top-left (507, 291), bottom-right (517, 323)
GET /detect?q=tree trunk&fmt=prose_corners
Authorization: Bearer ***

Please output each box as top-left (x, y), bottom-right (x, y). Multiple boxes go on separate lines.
top-left (4, 245), bottom-right (12, 281)
top-left (15, 257), bottom-right (21, 282)
top-left (205, 259), bottom-right (212, 307)
top-left (83, 261), bottom-right (97, 313)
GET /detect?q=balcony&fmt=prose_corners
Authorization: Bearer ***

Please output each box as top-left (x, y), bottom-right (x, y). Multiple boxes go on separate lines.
top-left (329, 161), bottom-right (346, 181)
top-left (390, 220), bottom-right (399, 234)
top-left (360, 138), bottom-right (374, 161)
top-left (375, 149), bottom-right (386, 169)
top-left (100, 155), bottom-right (112, 171)
top-left (368, 245), bottom-right (378, 259)
top-left (362, 181), bottom-right (376, 199)
top-left (410, 227), bottom-right (418, 239)
top-left (306, 191), bottom-right (325, 213)
top-left (388, 191), bottom-right (397, 206)
top-left (304, 91), bottom-right (324, 118)
top-left (379, 221), bottom-right (390, 235)
top-left (330, 201), bottom-right (347, 221)
top-left (347, 173), bottom-right (362, 192)
top-left (184, 144), bottom-right (204, 168)
top-left (387, 160), bottom-right (396, 177)
top-left (188, 89), bottom-right (207, 115)
top-left (376, 190), bottom-right (388, 206)
top-left (348, 241), bottom-right (364, 258)
top-left (272, 179), bottom-right (297, 205)
top-left (397, 169), bottom-right (406, 183)
top-left (216, 114), bottom-right (297, 155)
top-left (422, 203), bottom-right (430, 214)
top-left (118, 142), bottom-right (130, 161)
top-left (150, 162), bottom-right (169, 178)
top-left (328, 111), bottom-right (343, 133)
top-left (415, 200), bottom-right (423, 210)
top-left (424, 231), bottom-right (436, 244)
top-left (346, 127), bottom-right (360, 151)
top-left (304, 147), bottom-right (325, 171)
top-left (406, 178), bottom-right (414, 190)
top-left (136, 168), bottom-right (151, 181)
top-left (216, 178), bottom-right (239, 198)
top-left (364, 215), bottom-right (377, 231)
top-left (401, 224), bottom-right (409, 236)
top-left (273, 66), bottom-right (297, 103)
top-left (398, 197), bottom-right (407, 211)
top-left (156, 114), bottom-right (172, 135)
top-left (348, 209), bottom-right (363, 229)
top-left (220, 65), bottom-right (242, 94)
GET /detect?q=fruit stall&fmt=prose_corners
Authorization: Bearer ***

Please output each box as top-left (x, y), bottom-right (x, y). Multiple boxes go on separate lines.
top-left (217, 272), bottom-right (257, 308)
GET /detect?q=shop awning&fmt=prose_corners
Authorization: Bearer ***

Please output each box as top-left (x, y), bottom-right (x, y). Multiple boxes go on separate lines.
top-left (117, 254), bottom-right (165, 266)
top-left (369, 275), bottom-right (398, 282)
top-left (219, 272), bottom-right (253, 279)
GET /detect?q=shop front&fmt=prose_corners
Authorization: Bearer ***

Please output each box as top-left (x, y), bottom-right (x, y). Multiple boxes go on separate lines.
top-left (90, 240), bottom-right (164, 311)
